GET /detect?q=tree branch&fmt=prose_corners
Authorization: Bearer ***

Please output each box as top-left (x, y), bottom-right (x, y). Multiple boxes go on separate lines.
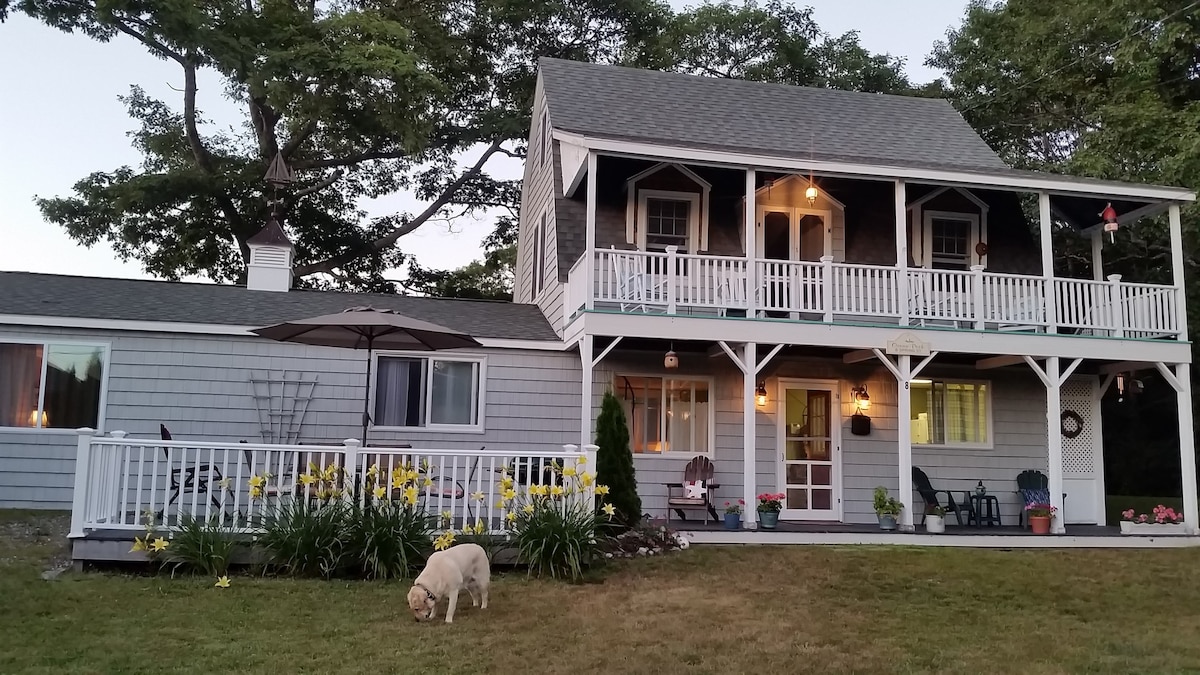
top-left (293, 139), bottom-right (506, 277)
top-left (292, 149), bottom-right (412, 170)
top-left (292, 170), bottom-right (344, 198)
top-left (281, 84), bottom-right (328, 159)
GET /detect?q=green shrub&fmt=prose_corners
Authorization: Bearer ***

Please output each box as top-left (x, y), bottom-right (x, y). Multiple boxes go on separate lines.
top-left (258, 498), bottom-right (352, 578)
top-left (594, 390), bottom-right (641, 530)
top-left (163, 514), bottom-right (237, 576)
top-left (347, 502), bottom-right (435, 580)
top-left (512, 498), bottom-right (606, 581)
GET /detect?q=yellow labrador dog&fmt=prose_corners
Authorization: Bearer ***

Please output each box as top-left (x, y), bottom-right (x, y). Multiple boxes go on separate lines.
top-left (407, 543), bottom-right (490, 623)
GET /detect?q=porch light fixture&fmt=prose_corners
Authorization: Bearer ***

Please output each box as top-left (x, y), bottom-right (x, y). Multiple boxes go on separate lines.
top-left (664, 344), bottom-right (679, 369)
top-left (755, 383), bottom-right (768, 406)
top-left (1101, 202), bottom-right (1119, 243)
top-left (851, 386), bottom-right (871, 411)
top-left (28, 410), bottom-right (46, 427)
top-left (805, 182), bottom-right (818, 206)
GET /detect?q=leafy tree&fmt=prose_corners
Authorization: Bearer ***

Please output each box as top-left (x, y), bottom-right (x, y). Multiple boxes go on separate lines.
top-left (594, 390), bottom-right (641, 530)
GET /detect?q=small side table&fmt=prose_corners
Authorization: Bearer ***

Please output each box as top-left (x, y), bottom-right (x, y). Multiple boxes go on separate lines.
top-left (970, 494), bottom-right (1002, 527)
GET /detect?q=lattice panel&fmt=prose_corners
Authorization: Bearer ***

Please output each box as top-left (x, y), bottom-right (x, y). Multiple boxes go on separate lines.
top-left (1060, 378), bottom-right (1096, 476)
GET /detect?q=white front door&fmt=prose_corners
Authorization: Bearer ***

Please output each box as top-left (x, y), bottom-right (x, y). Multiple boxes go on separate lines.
top-left (777, 379), bottom-right (842, 521)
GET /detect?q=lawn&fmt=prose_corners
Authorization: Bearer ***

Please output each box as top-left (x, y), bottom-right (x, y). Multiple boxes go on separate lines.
top-left (4, 511), bottom-right (1200, 674)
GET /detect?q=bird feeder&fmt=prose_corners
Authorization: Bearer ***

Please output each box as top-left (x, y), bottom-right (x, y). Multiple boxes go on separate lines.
top-left (1101, 203), bottom-right (1119, 243)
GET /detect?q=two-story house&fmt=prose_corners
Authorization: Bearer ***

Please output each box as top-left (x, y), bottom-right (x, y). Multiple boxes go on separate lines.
top-left (515, 58), bottom-right (1197, 532)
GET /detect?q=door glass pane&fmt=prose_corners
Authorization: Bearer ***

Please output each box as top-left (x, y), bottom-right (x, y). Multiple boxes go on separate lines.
top-left (43, 344), bottom-right (105, 429)
top-left (799, 214), bottom-right (824, 262)
top-left (786, 464), bottom-right (807, 485)
top-left (811, 489), bottom-right (832, 510)
top-left (763, 211), bottom-right (791, 260)
top-left (811, 464), bottom-right (832, 486)
top-left (0, 343), bottom-right (44, 427)
top-left (787, 489), bottom-right (808, 509)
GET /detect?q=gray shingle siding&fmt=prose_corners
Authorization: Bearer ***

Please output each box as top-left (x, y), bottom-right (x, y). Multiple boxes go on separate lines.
top-left (0, 272), bottom-right (559, 341)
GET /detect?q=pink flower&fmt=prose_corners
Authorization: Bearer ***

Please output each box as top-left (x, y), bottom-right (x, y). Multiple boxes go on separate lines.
top-left (1138, 514), bottom-right (1148, 523)
top-left (737, 499), bottom-right (745, 505)
top-left (1122, 509), bottom-right (1135, 520)
top-left (724, 501), bottom-right (731, 506)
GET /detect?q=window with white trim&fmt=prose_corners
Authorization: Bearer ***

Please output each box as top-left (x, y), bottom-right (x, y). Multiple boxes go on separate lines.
top-left (374, 355), bottom-right (484, 429)
top-left (540, 109), bottom-right (550, 167)
top-left (614, 375), bottom-right (712, 455)
top-left (0, 341), bottom-right (107, 429)
top-left (909, 379), bottom-right (990, 447)
top-left (531, 211), bottom-right (547, 297)
top-left (637, 190), bottom-right (701, 253)
top-left (930, 217), bottom-right (971, 269)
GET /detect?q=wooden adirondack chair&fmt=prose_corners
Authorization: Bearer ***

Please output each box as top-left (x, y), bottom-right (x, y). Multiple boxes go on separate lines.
top-left (912, 466), bottom-right (974, 526)
top-left (1015, 470), bottom-right (1066, 527)
top-left (664, 456), bottom-right (721, 524)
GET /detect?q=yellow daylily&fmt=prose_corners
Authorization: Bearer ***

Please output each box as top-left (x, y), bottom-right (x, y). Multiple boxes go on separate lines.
top-left (218, 477), bottom-right (232, 491)
top-left (472, 519), bottom-right (486, 535)
top-left (575, 456), bottom-right (586, 466)
top-left (403, 486), bottom-right (419, 505)
top-left (214, 576), bottom-right (231, 588)
top-left (442, 510), bottom-right (454, 524)
top-left (580, 472), bottom-right (594, 487)
top-left (130, 538), bottom-right (147, 553)
top-left (523, 503), bottom-right (535, 514)
top-left (151, 537), bottom-right (170, 552)
top-left (249, 486), bottom-right (263, 499)
top-left (601, 503), bottom-right (616, 518)
top-left (329, 489), bottom-right (342, 499)
top-left (500, 476), bottom-right (514, 490)
top-left (366, 464), bottom-right (379, 477)
top-left (423, 478), bottom-right (433, 488)
top-left (372, 486), bottom-right (386, 500)
top-left (550, 485), bottom-right (564, 498)
top-left (562, 466), bottom-right (577, 477)
top-left (407, 470), bottom-right (420, 483)
top-left (495, 500), bottom-right (507, 510)
top-left (596, 485), bottom-right (610, 496)
top-left (471, 491), bottom-right (485, 502)
top-left (505, 512), bottom-right (517, 523)
top-left (308, 461), bottom-right (319, 473)
top-left (248, 475), bottom-right (265, 489)
top-left (298, 473), bottom-right (316, 487)
top-left (315, 489), bottom-right (330, 501)
top-left (502, 488), bottom-right (516, 501)
top-left (433, 531), bottom-right (455, 551)
top-left (528, 484), bottom-right (545, 497)
top-left (421, 458), bottom-right (430, 470)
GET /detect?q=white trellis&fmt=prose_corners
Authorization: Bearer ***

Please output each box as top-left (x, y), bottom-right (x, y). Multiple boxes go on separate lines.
top-left (248, 370), bottom-right (317, 444)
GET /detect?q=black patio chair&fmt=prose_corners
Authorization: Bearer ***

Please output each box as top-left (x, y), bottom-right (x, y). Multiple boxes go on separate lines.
top-left (912, 466), bottom-right (974, 526)
top-left (160, 424), bottom-right (224, 513)
top-left (1015, 470), bottom-right (1067, 527)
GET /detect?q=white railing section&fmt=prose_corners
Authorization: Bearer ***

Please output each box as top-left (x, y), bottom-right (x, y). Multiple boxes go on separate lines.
top-left (69, 429), bottom-right (596, 538)
top-left (563, 254), bottom-right (590, 328)
top-left (586, 249), bottom-right (1180, 338)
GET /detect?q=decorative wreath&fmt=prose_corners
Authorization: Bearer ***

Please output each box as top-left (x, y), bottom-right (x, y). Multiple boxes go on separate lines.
top-left (1060, 410), bottom-right (1084, 439)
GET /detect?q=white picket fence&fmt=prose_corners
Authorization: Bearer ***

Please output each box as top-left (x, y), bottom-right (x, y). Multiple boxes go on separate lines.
top-left (68, 429), bottom-right (597, 538)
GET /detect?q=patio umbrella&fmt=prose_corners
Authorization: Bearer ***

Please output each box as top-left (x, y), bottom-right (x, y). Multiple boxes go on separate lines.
top-left (252, 306), bottom-right (481, 444)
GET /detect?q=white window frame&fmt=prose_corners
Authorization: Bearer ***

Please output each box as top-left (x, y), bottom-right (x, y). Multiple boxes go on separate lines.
top-left (613, 372), bottom-right (716, 457)
top-left (636, 190), bottom-right (702, 253)
top-left (909, 377), bottom-right (993, 450)
top-left (370, 352), bottom-right (487, 434)
top-left (920, 210), bottom-right (984, 270)
top-left (531, 210), bottom-right (547, 298)
top-left (0, 336), bottom-right (111, 434)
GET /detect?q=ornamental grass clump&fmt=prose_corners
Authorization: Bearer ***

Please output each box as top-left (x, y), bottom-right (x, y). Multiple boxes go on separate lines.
top-left (163, 514), bottom-right (237, 577)
top-left (257, 498), bottom-right (352, 579)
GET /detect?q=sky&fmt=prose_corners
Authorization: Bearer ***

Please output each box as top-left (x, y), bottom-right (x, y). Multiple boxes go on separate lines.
top-left (0, 1), bottom-right (970, 283)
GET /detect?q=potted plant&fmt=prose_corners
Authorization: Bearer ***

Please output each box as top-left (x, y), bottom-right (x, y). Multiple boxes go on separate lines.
top-left (873, 486), bottom-right (903, 531)
top-left (756, 493), bottom-right (784, 529)
top-left (924, 504), bottom-right (946, 534)
top-left (723, 499), bottom-right (745, 530)
top-left (1025, 503), bottom-right (1056, 534)
top-left (1120, 505), bottom-right (1189, 535)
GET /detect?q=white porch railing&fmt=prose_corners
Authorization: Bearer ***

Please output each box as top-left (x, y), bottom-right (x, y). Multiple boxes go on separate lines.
top-left (69, 429), bottom-right (596, 537)
top-left (584, 249), bottom-right (1180, 338)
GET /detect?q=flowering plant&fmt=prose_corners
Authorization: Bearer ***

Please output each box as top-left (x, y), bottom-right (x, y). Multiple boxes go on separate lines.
top-left (756, 493), bottom-right (784, 513)
top-left (1025, 503), bottom-right (1057, 518)
top-left (1121, 505), bottom-right (1184, 525)
top-left (724, 499), bottom-right (745, 515)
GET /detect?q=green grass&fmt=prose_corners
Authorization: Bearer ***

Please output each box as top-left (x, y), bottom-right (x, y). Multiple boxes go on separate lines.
top-left (1105, 495), bottom-right (1186, 524)
top-left (3, 511), bottom-right (1200, 673)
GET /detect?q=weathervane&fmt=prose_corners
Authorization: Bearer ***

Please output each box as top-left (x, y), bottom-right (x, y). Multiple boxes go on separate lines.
top-left (264, 151), bottom-right (295, 219)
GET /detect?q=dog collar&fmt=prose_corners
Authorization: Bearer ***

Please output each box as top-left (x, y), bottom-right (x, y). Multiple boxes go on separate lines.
top-left (414, 582), bottom-right (437, 602)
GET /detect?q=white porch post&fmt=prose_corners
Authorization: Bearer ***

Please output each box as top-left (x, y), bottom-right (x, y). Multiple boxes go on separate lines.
top-left (1044, 356), bottom-right (1067, 533)
top-left (584, 152), bottom-right (597, 311)
top-left (69, 427), bottom-right (97, 539)
top-left (1169, 204), bottom-right (1189, 340)
top-left (1038, 192), bottom-right (1058, 332)
top-left (745, 169), bottom-right (757, 317)
top-left (743, 341), bottom-right (758, 528)
top-left (896, 355), bottom-right (914, 530)
top-left (580, 333), bottom-right (594, 447)
top-left (1091, 230), bottom-right (1104, 282)
top-left (1175, 364), bottom-right (1199, 533)
top-left (895, 180), bottom-right (909, 326)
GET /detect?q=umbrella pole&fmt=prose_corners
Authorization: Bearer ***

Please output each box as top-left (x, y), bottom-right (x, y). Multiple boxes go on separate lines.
top-left (361, 339), bottom-right (374, 447)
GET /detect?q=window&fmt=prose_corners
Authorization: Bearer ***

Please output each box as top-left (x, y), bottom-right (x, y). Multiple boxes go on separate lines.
top-left (909, 379), bottom-right (990, 447)
top-left (540, 109), bottom-right (550, 167)
top-left (0, 341), bottom-right (107, 430)
top-left (531, 211), bottom-right (547, 297)
top-left (636, 190), bottom-right (701, 253)
top-left (614, 375), bottom-right (712, 454)
top-left (374, 355), bottom-right (484, 429)
top-left (930, 217), bottom-right (971, 269)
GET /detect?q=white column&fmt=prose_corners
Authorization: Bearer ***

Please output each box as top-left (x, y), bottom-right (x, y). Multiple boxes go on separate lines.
top-left (896, 355), bottom-right (914, 531)
top-left (1038, 192), bottom-right (1057, 332)
top-left (742, 341), bottom-right (758, 529)
top-left (745, 169), bottom-right (757, 317)
top-left (1176, 364), bottom-right (1199, 534)
top-left (69, 427), bottom-right (97, 539)
top-left (1044, 356), bottom-right (1067, 533)
top-left (580, 334), bottom-right (594, 447)
top-left (1091, 230), bottom-right (1104, 282)
top-left (895, 180), bottom-right (909, 326)
top-left (584, 152), bottom-right (597, 311)
top-left (1169, 204), bottom-right (1189, 340)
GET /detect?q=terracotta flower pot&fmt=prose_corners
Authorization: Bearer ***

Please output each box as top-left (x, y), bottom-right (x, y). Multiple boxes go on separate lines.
top-left (1029, 515), bottom-right (1051, 535)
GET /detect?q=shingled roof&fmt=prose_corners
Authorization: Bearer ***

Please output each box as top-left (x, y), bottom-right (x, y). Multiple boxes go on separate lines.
top-left (538, 58), bottom-right (1009, 173)
top-left (0, 272), bottom-right (560, 341)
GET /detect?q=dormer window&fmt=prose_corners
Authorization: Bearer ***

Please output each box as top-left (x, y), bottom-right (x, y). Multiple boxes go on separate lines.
top-left (929, 216), bottom-right (973, 270)
top-left (645, 197), bottom-right (692, 252)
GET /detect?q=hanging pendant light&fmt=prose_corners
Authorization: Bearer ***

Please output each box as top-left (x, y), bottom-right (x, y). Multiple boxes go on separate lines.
top-left (805, 132), bottom-right (819, 205)
top-left (1101, 203), bottom-right (1119, 244)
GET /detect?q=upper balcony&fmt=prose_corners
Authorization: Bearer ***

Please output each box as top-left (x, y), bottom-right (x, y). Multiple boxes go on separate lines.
top-left (557, 156), bottom-right (1189, 343)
